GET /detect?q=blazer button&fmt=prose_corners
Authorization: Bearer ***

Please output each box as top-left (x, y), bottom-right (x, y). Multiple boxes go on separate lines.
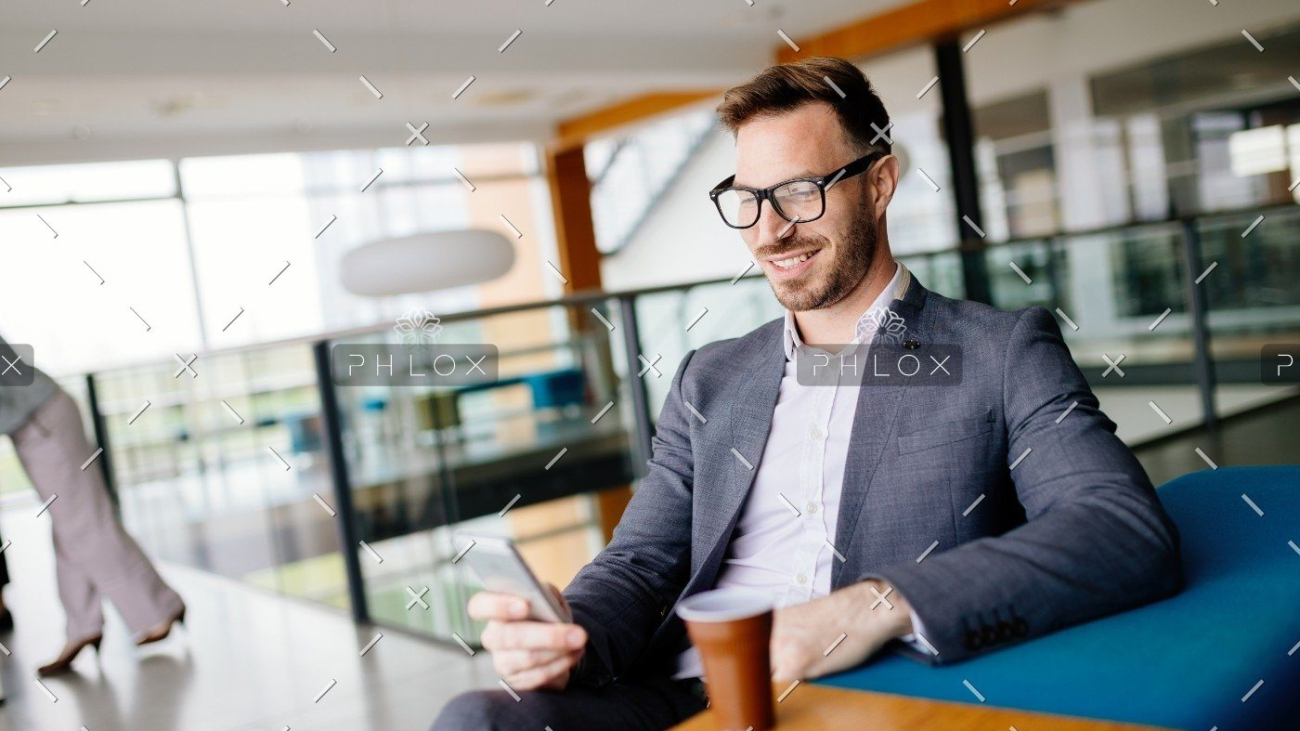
top-left (963, 630), bottom-right (981, 651)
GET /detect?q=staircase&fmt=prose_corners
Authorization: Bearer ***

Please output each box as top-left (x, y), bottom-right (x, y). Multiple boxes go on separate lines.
top-left (588, 109), bottom-right (718, 256)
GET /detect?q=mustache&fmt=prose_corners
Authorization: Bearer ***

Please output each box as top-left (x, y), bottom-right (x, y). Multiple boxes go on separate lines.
top-left (755, 236), bottom-right (826, 261)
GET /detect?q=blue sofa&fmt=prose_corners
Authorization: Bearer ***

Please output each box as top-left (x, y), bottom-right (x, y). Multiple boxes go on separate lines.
top-left (818, 465), bottom-right (1300, 730)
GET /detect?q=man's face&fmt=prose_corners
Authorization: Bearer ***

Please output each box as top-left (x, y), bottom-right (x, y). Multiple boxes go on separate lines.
top-left (733, 102), bottom-right (878, 312)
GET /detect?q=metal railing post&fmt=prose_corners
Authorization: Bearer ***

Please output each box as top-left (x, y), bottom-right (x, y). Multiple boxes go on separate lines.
top-left (84, 373), bottom-right (119, 513)
top-left (617, 294), bottom-right (655, 478)
top-left (1043, 236), bottom-right (1064, 311)
top-left (312, 340), bottom-right (370, 625)
top-left (1179, 218), bottom-right (1219, 436)
top-left (935, 38), bottom-right (992, 305)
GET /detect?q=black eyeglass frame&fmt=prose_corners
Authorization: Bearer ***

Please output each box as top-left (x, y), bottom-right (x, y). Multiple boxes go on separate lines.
top-left (708, 150), bottom-right (887, 229)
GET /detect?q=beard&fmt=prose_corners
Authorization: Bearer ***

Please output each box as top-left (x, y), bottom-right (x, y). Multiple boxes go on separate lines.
top-left (765, 192), bottom-right (877, 312)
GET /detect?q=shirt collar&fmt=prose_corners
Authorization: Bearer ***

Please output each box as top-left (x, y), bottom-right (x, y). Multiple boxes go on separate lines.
top-left (782, 261), bottom-right (910, 361)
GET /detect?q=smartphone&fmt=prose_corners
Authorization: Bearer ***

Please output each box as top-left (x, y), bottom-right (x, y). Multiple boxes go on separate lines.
top-left (454, 532), bottom-right (572, 623)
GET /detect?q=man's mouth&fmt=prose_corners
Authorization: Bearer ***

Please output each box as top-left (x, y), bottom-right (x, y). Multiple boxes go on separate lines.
top-left (766, 248), bottom-right (822, 274)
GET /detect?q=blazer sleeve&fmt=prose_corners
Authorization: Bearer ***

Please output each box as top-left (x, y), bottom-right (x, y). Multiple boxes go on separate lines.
top-left (867, 306), bottom-right (1183, 664)
top-left (564, 348), bottom-right (699, 687)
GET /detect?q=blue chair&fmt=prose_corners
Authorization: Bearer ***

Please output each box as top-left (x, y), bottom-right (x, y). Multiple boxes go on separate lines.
top-left (283, 411), bottom-right (324, 454)
top-left (522, 368), bottom-right (586, 411)
top-left (448, 368), bottom-right (586, 412)
top-left (818, 465), bottom-right (1300, 730)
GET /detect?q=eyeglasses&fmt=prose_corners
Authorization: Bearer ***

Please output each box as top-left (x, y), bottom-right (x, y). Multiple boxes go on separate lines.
top-left (708, 151), bottom-right (886, 230)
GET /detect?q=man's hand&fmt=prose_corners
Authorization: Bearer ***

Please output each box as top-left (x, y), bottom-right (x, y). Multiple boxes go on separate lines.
top-left (469, 584), bottom-right (588, 692)
top-left (770, 580), bottom-right (913, 683)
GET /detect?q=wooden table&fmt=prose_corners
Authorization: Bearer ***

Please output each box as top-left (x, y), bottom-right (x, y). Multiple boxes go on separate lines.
top-left (670, 683), bottom-right (1175, 731)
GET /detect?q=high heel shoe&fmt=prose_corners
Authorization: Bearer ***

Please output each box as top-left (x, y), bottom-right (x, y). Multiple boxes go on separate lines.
top-left (136, 605), bottom-right (185, 647)
top-left (37, 634), bottom-right (102, 677)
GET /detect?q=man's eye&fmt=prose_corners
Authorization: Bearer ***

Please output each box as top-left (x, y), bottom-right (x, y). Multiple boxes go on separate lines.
top-left (780, 184), bottom-right (817, 199)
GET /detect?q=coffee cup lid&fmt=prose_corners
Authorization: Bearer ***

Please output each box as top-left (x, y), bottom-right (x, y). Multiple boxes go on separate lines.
top-left (675, 588), bottom-right (773, 622)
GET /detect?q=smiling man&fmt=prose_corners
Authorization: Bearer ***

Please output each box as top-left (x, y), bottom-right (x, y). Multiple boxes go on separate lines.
top-left (431, 56), bottom-right (1182, 731)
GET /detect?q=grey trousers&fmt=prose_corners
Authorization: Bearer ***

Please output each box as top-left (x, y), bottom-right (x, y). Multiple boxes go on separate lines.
top-left (431, 674), bottom-right (707, 731)
top-left (11, 388), bottom-right (184, 642)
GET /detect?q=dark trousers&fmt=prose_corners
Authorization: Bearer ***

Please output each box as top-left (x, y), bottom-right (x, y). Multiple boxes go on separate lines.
top-left (430, 674), bottom-right (706, 731)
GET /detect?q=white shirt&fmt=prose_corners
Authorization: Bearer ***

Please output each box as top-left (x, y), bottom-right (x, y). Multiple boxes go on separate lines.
top-left (674, 262), bottom-right (926, 679)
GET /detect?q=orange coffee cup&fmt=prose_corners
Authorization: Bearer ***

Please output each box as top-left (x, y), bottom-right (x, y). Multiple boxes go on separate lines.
top-left (677, 588), bottom-right (776, 731)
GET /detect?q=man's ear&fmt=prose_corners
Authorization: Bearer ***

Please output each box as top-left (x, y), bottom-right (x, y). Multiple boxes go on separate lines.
top-left (870, 154), bottom-right (901, 213)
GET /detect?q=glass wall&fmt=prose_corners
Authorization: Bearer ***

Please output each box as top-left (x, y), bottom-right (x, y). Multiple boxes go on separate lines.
top-left (0, 142), bottom-right (549, 372)
top-left (0, 194), bottom-right (203, 373)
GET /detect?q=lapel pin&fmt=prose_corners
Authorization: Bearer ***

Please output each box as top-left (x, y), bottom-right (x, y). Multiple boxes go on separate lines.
top-left (903, 338), bottom-right (921, 350)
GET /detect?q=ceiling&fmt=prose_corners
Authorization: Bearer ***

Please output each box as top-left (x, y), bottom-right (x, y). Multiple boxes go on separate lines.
top-left (0, 0), bottom-right (908, 165)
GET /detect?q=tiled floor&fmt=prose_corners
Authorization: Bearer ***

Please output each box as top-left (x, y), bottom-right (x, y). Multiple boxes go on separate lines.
top-left (0, 496), bottom-right (493, 731)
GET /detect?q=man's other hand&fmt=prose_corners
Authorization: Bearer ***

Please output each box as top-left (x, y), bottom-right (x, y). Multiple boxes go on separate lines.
top-left (469, 584), bottom-right (588, 692)
top-left (770, 580), bottom-right (913, 683)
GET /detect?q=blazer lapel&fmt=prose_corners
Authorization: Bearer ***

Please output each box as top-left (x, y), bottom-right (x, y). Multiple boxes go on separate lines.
top-left (832, 276), bottom-right (934, 587)
top-left (694, 322), bottom-right (786, 574)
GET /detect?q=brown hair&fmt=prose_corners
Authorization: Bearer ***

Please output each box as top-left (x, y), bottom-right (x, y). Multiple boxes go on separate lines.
top-left (715, 56), bottom-right (891, 156)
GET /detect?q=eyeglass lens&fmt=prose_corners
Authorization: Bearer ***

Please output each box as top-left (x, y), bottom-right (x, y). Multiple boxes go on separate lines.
top-left (716, 180), bottom-right (823, 228)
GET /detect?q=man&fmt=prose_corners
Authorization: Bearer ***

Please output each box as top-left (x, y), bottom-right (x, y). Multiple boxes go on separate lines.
top-left (432, 56), bottom-right (1182, 731)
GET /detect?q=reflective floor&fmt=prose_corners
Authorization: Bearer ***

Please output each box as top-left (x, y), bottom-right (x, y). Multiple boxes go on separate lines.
top-left (1136, 395), bottom-right (1300, 486)
top-left (0, 496), bottom-right (492, 731)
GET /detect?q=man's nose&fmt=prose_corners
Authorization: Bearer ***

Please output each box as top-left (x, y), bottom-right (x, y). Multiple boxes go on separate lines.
top-left (753, 199), bottom-right (794, 249)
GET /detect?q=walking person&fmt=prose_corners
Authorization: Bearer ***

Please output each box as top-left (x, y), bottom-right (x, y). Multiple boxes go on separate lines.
top-left (0, 334), bottom-right (185, 676)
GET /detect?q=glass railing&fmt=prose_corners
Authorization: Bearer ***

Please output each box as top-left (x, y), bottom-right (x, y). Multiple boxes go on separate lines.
top-left (87, 344), bottom-right (346, 608)
top-left (1201, 207), bottom-right (1300, 418)
top-left (327, 302), bottom-right (635, 640)
top-left (983, 224), bottom-right (1206, 444)
top-left (12, 201), bottom-right (1291, 649)
top-left (979, 204), bottom-right (1300, 446)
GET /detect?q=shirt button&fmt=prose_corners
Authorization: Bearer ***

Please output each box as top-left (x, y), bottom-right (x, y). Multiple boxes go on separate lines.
top-left (796, 573), bottom-right (808, 585)
top-left (810, 426), bottom-right (825, 439)
top-left (806, 501), bottom-right (820, 514)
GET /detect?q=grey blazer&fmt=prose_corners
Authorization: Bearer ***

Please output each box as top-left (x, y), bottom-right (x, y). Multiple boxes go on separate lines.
top-left (563, 276), bottom-right (1182, 686)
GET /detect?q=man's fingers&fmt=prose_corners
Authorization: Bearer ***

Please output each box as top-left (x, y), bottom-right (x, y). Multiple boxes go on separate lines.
top-left (493, 647), bottom-right (573, 676)
top-left (467, 591), bottom-right (530, 621)
top-left (506, 649), bottom-right (581, 691)
top-left (484, 621), bottom-right (586, 651)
